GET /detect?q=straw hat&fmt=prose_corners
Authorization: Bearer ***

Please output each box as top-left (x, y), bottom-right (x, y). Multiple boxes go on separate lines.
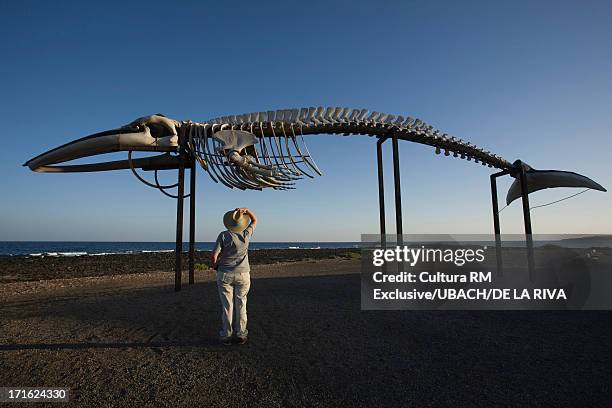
top-left (223, 209), bottom-right (250, 233)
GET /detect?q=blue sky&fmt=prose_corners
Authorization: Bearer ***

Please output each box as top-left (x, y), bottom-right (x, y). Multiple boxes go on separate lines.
top-left (1, 0), bottom-right (610, 242)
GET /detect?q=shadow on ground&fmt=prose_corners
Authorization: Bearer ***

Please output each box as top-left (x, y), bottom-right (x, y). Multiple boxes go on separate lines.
top-left (1, 274), bottom-right (611, 406)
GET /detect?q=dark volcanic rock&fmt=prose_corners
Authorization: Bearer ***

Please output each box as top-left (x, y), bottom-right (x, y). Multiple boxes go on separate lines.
top-left (0, 249), bottom-right (361, 282)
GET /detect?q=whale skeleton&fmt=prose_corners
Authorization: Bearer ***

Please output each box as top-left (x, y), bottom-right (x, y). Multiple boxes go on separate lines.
top-left (23, 107), bottom-right (606, 202)
top-left (24, 107), bottom-right (607, 290)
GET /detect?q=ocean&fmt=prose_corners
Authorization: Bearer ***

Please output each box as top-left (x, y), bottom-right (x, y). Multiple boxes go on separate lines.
top-left (0, 241), bottom-right (361, 257)
top-left (1, 235), bottom-right (610, 257)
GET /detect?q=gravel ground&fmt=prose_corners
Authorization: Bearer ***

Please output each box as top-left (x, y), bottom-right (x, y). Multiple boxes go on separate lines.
top-left (0, 259), bottom-right (611, 407)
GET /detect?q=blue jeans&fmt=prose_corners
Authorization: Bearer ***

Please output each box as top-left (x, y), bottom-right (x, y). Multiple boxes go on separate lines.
top-left (216, 270), bottom-right (251, 339)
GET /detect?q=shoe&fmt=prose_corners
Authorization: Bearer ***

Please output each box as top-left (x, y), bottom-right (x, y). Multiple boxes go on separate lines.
top-left (236, 336), bottom-right (248, 345)
top-left (220, 337), bottom-right (232, 346)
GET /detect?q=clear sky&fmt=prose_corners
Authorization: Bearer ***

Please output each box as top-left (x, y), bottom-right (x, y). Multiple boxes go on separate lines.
top-left (1, 0), bottom-right (610, 242)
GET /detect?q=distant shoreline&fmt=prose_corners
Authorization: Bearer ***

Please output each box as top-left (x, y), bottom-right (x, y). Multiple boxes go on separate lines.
top-left (2, 236), bottom-right (612, 257)
top-left (0, 241), bottom-right (361, 257)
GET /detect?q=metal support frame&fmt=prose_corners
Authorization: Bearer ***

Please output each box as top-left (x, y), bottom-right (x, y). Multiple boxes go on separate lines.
top-left (518, 164), bottom-right (536, 281)
top-left (378, 136), bottom-right (540, 281)
top-left (376, 137), bottom-right (387, 249)
top-left (188, 155), bottom-right (196, 285)
top-left (174, 142), bottom-right (186, 292)
top-left (490, 170), bottom-right (509, 276)
top-left (490, 164), bottom-right (535, 282)
top-left (376, 135), bottom-right (404, 263)
top-left (391, 135), bottom-right (403, 247)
